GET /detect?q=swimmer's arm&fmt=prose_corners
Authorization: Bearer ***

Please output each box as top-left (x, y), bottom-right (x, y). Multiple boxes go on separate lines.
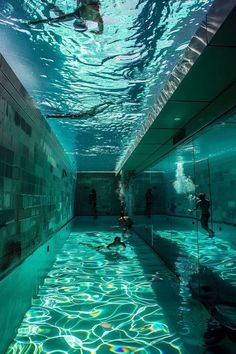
top-left (107, 242), bottom-right (114, 249)
top-left (29, 12), bottom-right (76, 26)
top-left (47, 112), bottom-right (89, 119)
top-left (70, 110), bottom-right (97, 118)
top-left (196, 201), bottom-right (201, 210)
top-left (80, 242), bottom-right (100, 249)
top-left (79, 242), bottom-right (90, 246)
top-left (28, 17), bottom-right (53, 25)
top-left (47, 113), bottom-right (70, 118)
top-left (48, 12), bottom-right (76, 23)
top-left (188, 201), bottom-right (200, 213)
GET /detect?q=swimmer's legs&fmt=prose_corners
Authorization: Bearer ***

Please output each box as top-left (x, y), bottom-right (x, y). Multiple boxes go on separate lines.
top-left (201, 215), bottom-right (214, 237)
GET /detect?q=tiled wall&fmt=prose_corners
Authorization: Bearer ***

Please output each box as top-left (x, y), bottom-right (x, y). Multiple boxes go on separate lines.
top-left (133, 172), bottom-right (167, 215)
top-left (0, 54), bottom-right (76, 279)
top-left (118, 171), bottom-right (167, 217)
top-left (75, 173), bottom-right (120, 216)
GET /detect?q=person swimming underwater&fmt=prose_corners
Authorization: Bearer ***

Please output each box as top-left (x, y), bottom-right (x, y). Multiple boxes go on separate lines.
top-left (46, 102), bottom-right (112, 119)
top-left (28, 0), bottom-right (104, 34)
top-left (79, 237), bottom-right (126, 251)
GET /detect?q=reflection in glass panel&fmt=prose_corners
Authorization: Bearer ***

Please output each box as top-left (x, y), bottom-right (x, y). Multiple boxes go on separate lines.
top-left (133, 110), bottom-right (236, 351)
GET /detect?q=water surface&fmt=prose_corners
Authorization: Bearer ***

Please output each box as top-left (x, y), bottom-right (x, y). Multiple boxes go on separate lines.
top-left (0, 0), bottom-right (213, 170)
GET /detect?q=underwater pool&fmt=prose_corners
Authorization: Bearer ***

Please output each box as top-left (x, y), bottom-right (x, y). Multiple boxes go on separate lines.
top-left (6, 219), bottom-right (215, 354)
top-left (153, 228), bottom-right (236, 286)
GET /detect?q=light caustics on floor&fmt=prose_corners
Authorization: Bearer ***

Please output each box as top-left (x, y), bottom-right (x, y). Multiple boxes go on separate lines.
top-left (7, 229), bottom-right (183, 354)
top-left (154, 229), bottom-right (236, 285)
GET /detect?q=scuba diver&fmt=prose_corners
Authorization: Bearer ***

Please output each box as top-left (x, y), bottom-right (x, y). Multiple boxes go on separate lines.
top-left (46, 102), bottom-right (112, 119)
top-left (28, 0), bottom-right (104, 34)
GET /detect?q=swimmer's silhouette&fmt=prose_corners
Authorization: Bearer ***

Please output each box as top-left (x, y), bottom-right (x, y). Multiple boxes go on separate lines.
top-left (46, 102), bottom-right (112, 119)
top-left (79, 236), bottom-right (126, 251)
top-left (188, 193), bottom-right (214, 237)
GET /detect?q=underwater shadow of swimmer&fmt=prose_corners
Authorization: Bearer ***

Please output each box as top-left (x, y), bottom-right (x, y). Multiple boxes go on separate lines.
top-left (79, 243), bottom-right (128, 261)
top-left (98, 249), bottom-right (128, 263)
top-left (86, 232), bottom-right (99, 237)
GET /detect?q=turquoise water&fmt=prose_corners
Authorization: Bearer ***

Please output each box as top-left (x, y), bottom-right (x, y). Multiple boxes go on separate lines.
top-left (153, 228), bottom-right (236, 285)
top-left (0, 0), bottom-right (214, 170)
top-left (6, 223), bottom-right (211, 353)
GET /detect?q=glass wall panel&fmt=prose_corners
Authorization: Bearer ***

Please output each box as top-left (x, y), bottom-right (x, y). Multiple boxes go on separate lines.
top-left (132, 171), bottom-right (153, 245)
top-left (129, 109), bottom-right (236, 345)
top-left (193, 114), bottom-right (236, 308)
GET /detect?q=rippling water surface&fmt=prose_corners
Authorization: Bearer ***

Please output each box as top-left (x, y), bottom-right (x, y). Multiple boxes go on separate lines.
top-left (0, 0), bottom-right (213, 170)
top-left (7, 225), bottom-right (211, 353)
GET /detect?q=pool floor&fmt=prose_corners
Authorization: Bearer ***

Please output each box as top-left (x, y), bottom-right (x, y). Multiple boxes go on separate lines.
top-left (7, 221), bottom-right (218, 353)
top-left (153, 227), bottom-right (236, 286)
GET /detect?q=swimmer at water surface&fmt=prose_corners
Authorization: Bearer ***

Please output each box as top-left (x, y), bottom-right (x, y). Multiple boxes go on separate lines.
top-left (106, 237), bottom-right (126, 251)
top-left (28, 0), bottom-right (104, 35)
top-left (46, 102), bottom-right (112, 119)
